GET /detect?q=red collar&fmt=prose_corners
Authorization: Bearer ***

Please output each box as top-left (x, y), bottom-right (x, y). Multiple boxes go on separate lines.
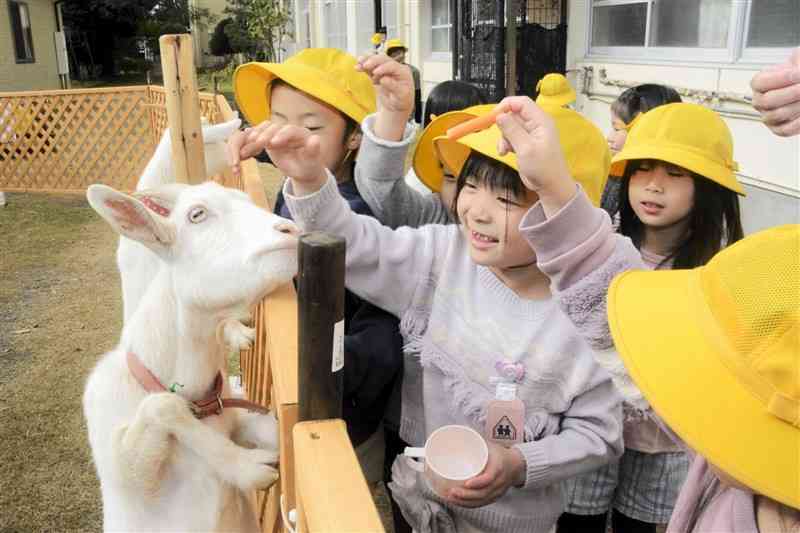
top-left (126, 352), bottom-right (269, 419)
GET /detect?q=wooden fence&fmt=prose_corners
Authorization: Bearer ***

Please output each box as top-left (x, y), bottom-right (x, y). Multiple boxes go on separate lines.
top-left (0, 86), bottom-right (220, 193)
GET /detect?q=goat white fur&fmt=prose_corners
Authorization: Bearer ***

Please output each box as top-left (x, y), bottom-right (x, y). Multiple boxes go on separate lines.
top-left (117, 118), bottom-right (242, 332)
top-left (84, 182), bottom-right (297, 532)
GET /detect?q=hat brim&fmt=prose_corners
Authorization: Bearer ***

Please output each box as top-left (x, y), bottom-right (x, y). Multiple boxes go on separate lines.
top-left (414, 110), bottom-right (485, 192)
top-left (610, 143), bottom-right (745, 195)
top-left (609, 268), bottom-right (799, 509)
top-left (234, 62), bottom-right (370, 126)
top-left (434, 125), bottom-right (518, 180)
top-left (535, 88), bottom-right (577, 108)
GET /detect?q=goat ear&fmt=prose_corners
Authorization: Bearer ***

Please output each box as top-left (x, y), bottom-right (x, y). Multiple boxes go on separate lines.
top-left (203, 117), bottom-right (242, 143)
top-left (132, 183), bottom-right (189, 217)
top-left (87, 184), bottom-right (175, 252)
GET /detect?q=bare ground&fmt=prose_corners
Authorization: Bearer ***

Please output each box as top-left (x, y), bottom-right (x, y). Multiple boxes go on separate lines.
top-left (0, 166), bottom-right (394, 532)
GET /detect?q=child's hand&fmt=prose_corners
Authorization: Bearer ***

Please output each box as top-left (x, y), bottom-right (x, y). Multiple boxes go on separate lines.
top-left (447, 443), bottom-right (526, 508)
top-left (357, 53), bottom-right (414, 141)
top-left (495, 96), bottom-right (576, 217)
top-left (751, 48), bottom-right (800, 137)
top-left (227, 121), bottom-right (327, 195)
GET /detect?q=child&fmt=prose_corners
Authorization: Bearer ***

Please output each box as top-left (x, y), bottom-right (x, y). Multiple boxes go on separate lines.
top-left (238, 85), bottom-right (622, 530)
top-left (602, 84), bottom-right (681, 217)
top-left (535, 73), bottom-right (576, 108)
top-left (228, 48), bottom-right (405, 489)
top-left (356, 75), bottom-right (488, 227)
top-left (510, 101), bottom-right (743, 533)
top-left (609, 224), bottom-right (800, 532)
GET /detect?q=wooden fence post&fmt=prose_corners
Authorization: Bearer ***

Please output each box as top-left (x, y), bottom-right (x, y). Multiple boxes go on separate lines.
top-left (297, 232), bottom-right (345, 422)
top-left (158, 34), bottom-right (207, 184)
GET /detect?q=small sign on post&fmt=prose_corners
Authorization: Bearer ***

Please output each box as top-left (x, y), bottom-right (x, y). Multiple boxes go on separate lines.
top-left (158, 34), bottom-right (207, 184)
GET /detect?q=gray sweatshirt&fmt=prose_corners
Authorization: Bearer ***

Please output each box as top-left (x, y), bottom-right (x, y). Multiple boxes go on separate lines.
top-left (355, 113), bottom-right (453, 228)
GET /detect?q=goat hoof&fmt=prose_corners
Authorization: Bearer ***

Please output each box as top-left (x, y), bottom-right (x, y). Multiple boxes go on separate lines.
top-left (236, 448), bottom-right (279, 490)
top-left (223, 320), bottom-right (256, 350)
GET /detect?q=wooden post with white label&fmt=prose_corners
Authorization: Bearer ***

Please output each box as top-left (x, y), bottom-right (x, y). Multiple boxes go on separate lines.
top-left (297, 232), bottom-right (345, 422)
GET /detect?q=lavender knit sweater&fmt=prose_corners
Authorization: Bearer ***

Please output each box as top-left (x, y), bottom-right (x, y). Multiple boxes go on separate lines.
top-left (284, 176), bottom-right (625, 533)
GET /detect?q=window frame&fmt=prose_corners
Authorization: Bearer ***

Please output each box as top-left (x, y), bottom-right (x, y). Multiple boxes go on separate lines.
top-left (430, 0), bottom-right (452, 56)
top-left (585, 0), bottom-right (798, 65)
top-left (8, 0), bottom-right (35, 64)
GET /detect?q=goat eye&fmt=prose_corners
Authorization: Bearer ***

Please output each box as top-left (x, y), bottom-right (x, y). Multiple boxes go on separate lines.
top-left (187, 206), bottom-right (207, 224)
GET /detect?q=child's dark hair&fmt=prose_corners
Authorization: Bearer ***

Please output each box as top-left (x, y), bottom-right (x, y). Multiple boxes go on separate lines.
top-left (423, 81), bottom-right (487, 128)
top-left (618, 159), bottom-right (743, 268)
top-left (612, 84), bottom-right (682, 125)
top-left (451, 152), bottom-right (524, 222)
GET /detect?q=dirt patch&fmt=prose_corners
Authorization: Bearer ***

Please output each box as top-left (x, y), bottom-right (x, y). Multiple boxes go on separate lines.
top-left (0, 192), bottom-right (120, 532)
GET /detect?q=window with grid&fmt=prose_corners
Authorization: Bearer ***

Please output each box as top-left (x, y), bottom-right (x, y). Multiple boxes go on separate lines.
top-left (323, 0), bottom-right (348, 51)
top-left (9, 1), bottom-right (35, 63)
top-left (588, 0), bottom-right (799, 62)
top-left (431, 0), bottom-right (452, 53)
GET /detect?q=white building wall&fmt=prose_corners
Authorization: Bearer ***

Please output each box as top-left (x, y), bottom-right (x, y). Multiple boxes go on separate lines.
top-left (566, 0), bottom-right (799, 234)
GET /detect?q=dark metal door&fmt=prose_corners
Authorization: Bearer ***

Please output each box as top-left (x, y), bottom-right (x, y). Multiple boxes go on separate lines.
top-left (452, 0), bottom-right (506, 102)
top-left (515, 0), bottom-right (568, 99)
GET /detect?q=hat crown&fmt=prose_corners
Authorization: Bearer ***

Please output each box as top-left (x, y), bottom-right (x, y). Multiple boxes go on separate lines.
top-left (286, 48), bottom-right (376, 118)
top-left (628, 102), bottom-right (736, 170)
top-left (386, 38), bottom-right (406, 51)
top-left (433, 105), bottom-right (610, 206)
top-left (702, 225), bottom-right (800, 426)
top-left (537, 74), bottom-right (571, 96)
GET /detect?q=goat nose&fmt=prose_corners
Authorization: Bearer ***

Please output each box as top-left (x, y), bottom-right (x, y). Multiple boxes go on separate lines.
top-left (274, 221), bottom-right (301, 238)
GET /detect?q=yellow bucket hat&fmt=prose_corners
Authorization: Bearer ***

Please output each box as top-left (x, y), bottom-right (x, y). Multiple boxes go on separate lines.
top-left (234, 48), bottom-right (376, 127)
top-left (385, 38), bottom-right (407, 53)
top-left (610, 102), bottom-right (744, 195)
top-left (609, 224), bottom-right (800, 509)
top-left (433, 104), bottom-right (611, 206)
top-left (535, 73), bottom-right (576, 108)
top-left (413, 104), bottom-right (495, 192)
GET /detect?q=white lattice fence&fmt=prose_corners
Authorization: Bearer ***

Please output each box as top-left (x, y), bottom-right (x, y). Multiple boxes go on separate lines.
top-left (0, 86), bottom-right (226, 193)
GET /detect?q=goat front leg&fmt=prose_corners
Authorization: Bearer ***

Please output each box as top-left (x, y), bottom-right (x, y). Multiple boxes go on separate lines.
top-left (231, 410), bottom-right (280, 452)
top-left (138, 392), bottom-right (279, 490)
top-left (111, 406), bottom-right (174, 497)
top-left (219, 318), bottom-right (256, 350)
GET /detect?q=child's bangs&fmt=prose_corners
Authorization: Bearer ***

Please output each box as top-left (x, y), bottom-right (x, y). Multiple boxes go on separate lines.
top-left (457, 152), bottom-right (525, 199)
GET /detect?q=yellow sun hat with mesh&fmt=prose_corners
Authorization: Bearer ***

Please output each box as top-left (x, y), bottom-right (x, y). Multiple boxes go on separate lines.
top-left (234, 48), bottom-right (376, 127)
top-left (413, 104), bottom-right (495, 192)
top-left (535, 73), bottom-right (576, 107)
top-left (433, 103), bottom-right (611, 206)
top-left (610, 102), bottom-right (745, 194)
top-left (609, 224), bottom-right (800, 508)
top-left (385, 38), bottom-right (407, 54)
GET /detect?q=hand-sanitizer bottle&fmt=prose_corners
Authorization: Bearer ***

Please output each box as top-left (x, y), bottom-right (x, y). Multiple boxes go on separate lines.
top-left (486, 380), bottom-right (525, 447)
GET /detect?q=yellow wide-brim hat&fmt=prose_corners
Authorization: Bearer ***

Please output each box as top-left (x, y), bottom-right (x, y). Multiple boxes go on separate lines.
top-left (385, 38), bottom-right (407, 53)
top-left (535, 73), bottom-right (576, 108)
top-left (433, 103), bottom-right (611, 206)
top-left (610, 102), bottom-right (744, 195)
top-left (413, 104), bottom-right (495, 192)
top-left (609, 224), bottom-right (800, 508)
top-left (234, 48), bottom-right (376, 127)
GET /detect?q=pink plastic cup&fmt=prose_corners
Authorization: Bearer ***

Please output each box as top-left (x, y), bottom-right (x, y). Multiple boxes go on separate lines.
top-left (403, 425), bottom-right (489, 499)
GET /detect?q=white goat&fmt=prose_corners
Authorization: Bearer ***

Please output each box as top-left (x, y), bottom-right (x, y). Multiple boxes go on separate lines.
top-left (117, 118), bottom-right (246, 341)
top-left (84, 181), bottom-right (297, 532)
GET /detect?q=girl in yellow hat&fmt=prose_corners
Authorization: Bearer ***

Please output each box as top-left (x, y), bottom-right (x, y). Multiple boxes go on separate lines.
top-left (559, 102), bottom-right (746, 533)
top-left (601, 84), bottom-right (681, 218)
top-left (249, 87), bottom-right (623, 532)
top-left (227, 48), bottom-right (409, 492)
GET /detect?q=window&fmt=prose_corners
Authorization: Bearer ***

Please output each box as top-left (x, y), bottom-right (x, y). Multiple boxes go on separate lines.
top-left (9, 1), bottom-right (35, 63)
top-left (746, 0), bottom-right (799, 48)
top-left (431, 0), bottom-right (452, 53)
top-left (324, 0), bottom-right (347, 51)
top-left (356, 0), bottom-right (398, 54)
top-left (588, 0), bottom-right (799, 62)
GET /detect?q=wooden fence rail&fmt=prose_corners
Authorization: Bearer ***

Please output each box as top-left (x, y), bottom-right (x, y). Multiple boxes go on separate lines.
top-left (0, 86), bottom-right (219, 193)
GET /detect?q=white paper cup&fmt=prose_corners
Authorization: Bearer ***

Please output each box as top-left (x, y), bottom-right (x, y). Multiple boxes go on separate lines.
top-left (403, 425), bottom-right (489, 499)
